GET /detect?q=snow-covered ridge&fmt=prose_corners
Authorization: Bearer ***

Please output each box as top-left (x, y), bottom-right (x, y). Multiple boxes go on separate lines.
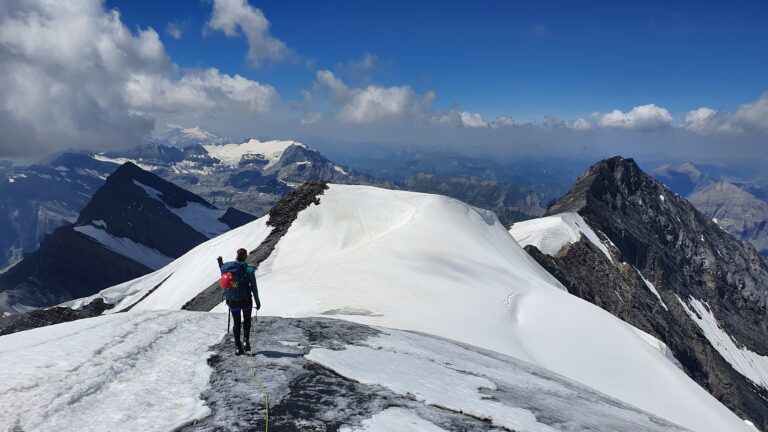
top-left (677, 295), bottom-right (768, 391)
top-left (510, 212), bottom-right (614, 263)
top-left (203, 139), bottom-right (306, 169)
top-left (71, 185), bottom-right (750, 431)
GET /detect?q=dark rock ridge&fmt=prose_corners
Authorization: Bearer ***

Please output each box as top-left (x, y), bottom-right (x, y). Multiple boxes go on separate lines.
top-left (182, 181), bottom-right (329, 312)
top-left (0, 163), bottom-right (254, 316)
top-left (533, 156), bottom-right (768, 429)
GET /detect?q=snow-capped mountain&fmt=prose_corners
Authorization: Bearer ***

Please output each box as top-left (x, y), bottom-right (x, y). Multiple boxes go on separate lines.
top-left (512, 156), bottom-right (768, 429)
top-left (151, 124), bottom-right (227, 147)
top-left (0, 153), bottom-right (119, 270)
top-left (17, 182), bottom-right (755, 432)
top-left (97, 137), bottom-right (372, 216)
top-left (0, 135), bottom-right (369, 272)
top-left (0, 162), bottom-right (253, 316)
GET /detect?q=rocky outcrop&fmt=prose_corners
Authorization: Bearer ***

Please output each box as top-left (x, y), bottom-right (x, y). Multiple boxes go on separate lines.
top-left (537, 156), bottom-right (768, 429)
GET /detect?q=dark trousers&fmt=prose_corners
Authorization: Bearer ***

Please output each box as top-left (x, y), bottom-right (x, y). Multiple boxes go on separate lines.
top-left (227, 300), bottom-right (252, 345)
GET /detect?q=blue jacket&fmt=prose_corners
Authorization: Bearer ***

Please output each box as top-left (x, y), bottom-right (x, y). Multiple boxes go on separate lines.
top-left (220, 261), bottom-right (260, 308)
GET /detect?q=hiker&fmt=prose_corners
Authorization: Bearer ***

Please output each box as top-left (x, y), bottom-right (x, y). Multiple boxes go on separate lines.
top-left (218, 248), bottom-right (261, 356)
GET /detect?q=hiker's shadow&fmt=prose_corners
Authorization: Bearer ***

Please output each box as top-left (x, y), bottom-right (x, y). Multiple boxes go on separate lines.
top-left (255, 350), bottom-right (302, 359)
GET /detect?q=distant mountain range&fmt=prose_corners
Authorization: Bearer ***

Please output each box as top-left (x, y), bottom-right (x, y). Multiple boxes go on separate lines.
top-left (650, 161), bottom-right (768, 256)
top-left (0, 132), bottom-right (369, 270)
top-left (0, 162), bottom-right (254, 315)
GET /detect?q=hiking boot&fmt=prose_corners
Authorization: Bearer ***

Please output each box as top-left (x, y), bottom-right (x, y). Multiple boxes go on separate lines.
top-left (244, 342), bottom-right (251, 353)
top-left (235, 344), bottom-right (244, 356)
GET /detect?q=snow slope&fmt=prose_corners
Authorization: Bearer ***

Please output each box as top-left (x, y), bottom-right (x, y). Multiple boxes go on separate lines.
top-left (133, 180), bottom-right (231, 238)
top-left (82, 184), bottom-right (750, 431)
top-left (74, 224), bottom-right (174, 269)
top-left (677, 295), bottom-right (768, 391)
top-left (510, 212), bottom-right (613, 262)
top-left (65, 215), bottom-right (270, 311)
top-left (203, 139), bottom-right (305, 169)
top-left (0, 310), bottom-right (223, 432)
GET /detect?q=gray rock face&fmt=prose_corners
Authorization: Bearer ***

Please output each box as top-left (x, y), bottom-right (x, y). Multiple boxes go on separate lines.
top-left (539, 156), bottom-right (768, 429)
top-left (689, 181), bottom-right (768, 256)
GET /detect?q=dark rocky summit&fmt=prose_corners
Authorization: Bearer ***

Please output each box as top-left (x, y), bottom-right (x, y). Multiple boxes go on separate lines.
top-left (529, 156), bottom-right (768, 429)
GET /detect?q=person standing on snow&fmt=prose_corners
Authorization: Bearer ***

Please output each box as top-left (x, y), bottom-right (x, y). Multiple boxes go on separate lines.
top-left (218, 248), bottom-right (261, 355)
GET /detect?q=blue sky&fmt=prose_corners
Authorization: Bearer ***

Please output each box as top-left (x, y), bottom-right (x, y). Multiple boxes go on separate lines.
top-left (0, 0), bottom-right (766, 160)
top-left (107, 0), bottom-right (768, 121)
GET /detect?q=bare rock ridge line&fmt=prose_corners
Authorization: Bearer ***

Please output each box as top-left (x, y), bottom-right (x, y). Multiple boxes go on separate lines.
top-left (181, 181), bottom-right (329, 311)
top-left (527, 156), bottom-right (768, 429)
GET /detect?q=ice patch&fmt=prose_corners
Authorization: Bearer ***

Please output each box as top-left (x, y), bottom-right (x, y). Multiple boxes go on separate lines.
top-left (74, 225), bottom-right (174, 269)
top-left (334, 165), bottom-right (349, 175)
top-left (341, 408), bottom-right (448, 432)
top-left (0, 310), bottom-right (224, 432)
top-left (510, 212), bottom-right (614, 263)
top-left (677, 295), bottom-right (768, 391)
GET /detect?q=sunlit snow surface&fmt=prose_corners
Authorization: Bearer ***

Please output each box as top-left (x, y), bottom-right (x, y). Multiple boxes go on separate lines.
top-left (74, 224), bottom-right (174, 269)
top-left (340, 408), bottom-right (449, 432)
top-left (203, 139), bottom-right (304, 169)
top-left (0, 310), bottom-right (223, 432)
top-left (133, 180), bottom-right (231, 238)
top-left (677, 295), bottom-right (768, 390)
top-left (65, 215), bottom-right (270, 311)
top-left (82, 185), bottom-right (751, 431)
top-left (510, 212), bottom-right (614, 263)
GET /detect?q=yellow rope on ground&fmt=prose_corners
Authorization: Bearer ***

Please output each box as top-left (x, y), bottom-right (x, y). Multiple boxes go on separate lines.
top-left (245, 311), bottom-right (269, 432)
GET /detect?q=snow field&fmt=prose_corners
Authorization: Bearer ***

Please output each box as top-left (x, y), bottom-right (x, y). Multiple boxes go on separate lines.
top-left (203, 139), bottom-right (304, 169)
top-left (133, 180), bottom-right (231, 237)
top-left (510, 212), bottom-right (614, 262)
top-left (74, 224), bottom-right (174, 269)
top-left (340, 408), bottom-right (449, 432)
top-left (0, 310), bottom-right (225, 432)
top-left (677, 295), bottom-right (768, 391)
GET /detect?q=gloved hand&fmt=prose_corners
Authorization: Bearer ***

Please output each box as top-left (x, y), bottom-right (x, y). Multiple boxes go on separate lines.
top-left (256, 303), bottom-right (261, 310)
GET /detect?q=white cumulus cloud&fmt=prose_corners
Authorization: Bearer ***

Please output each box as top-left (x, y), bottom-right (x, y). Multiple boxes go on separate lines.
top-left (311, 70), bottom-right (435, 123)
top-left (207, 0), bottom-right (291, 67)
top-left (684, 92), bottom-right (768, 135)
top-left (0, 0), bottom-right (277, 157)
top-left (567, 104), bottom-right (673, 131)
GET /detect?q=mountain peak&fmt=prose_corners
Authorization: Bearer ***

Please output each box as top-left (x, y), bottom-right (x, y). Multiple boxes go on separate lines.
top-left (546, 155), bottom-right (652, 216)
